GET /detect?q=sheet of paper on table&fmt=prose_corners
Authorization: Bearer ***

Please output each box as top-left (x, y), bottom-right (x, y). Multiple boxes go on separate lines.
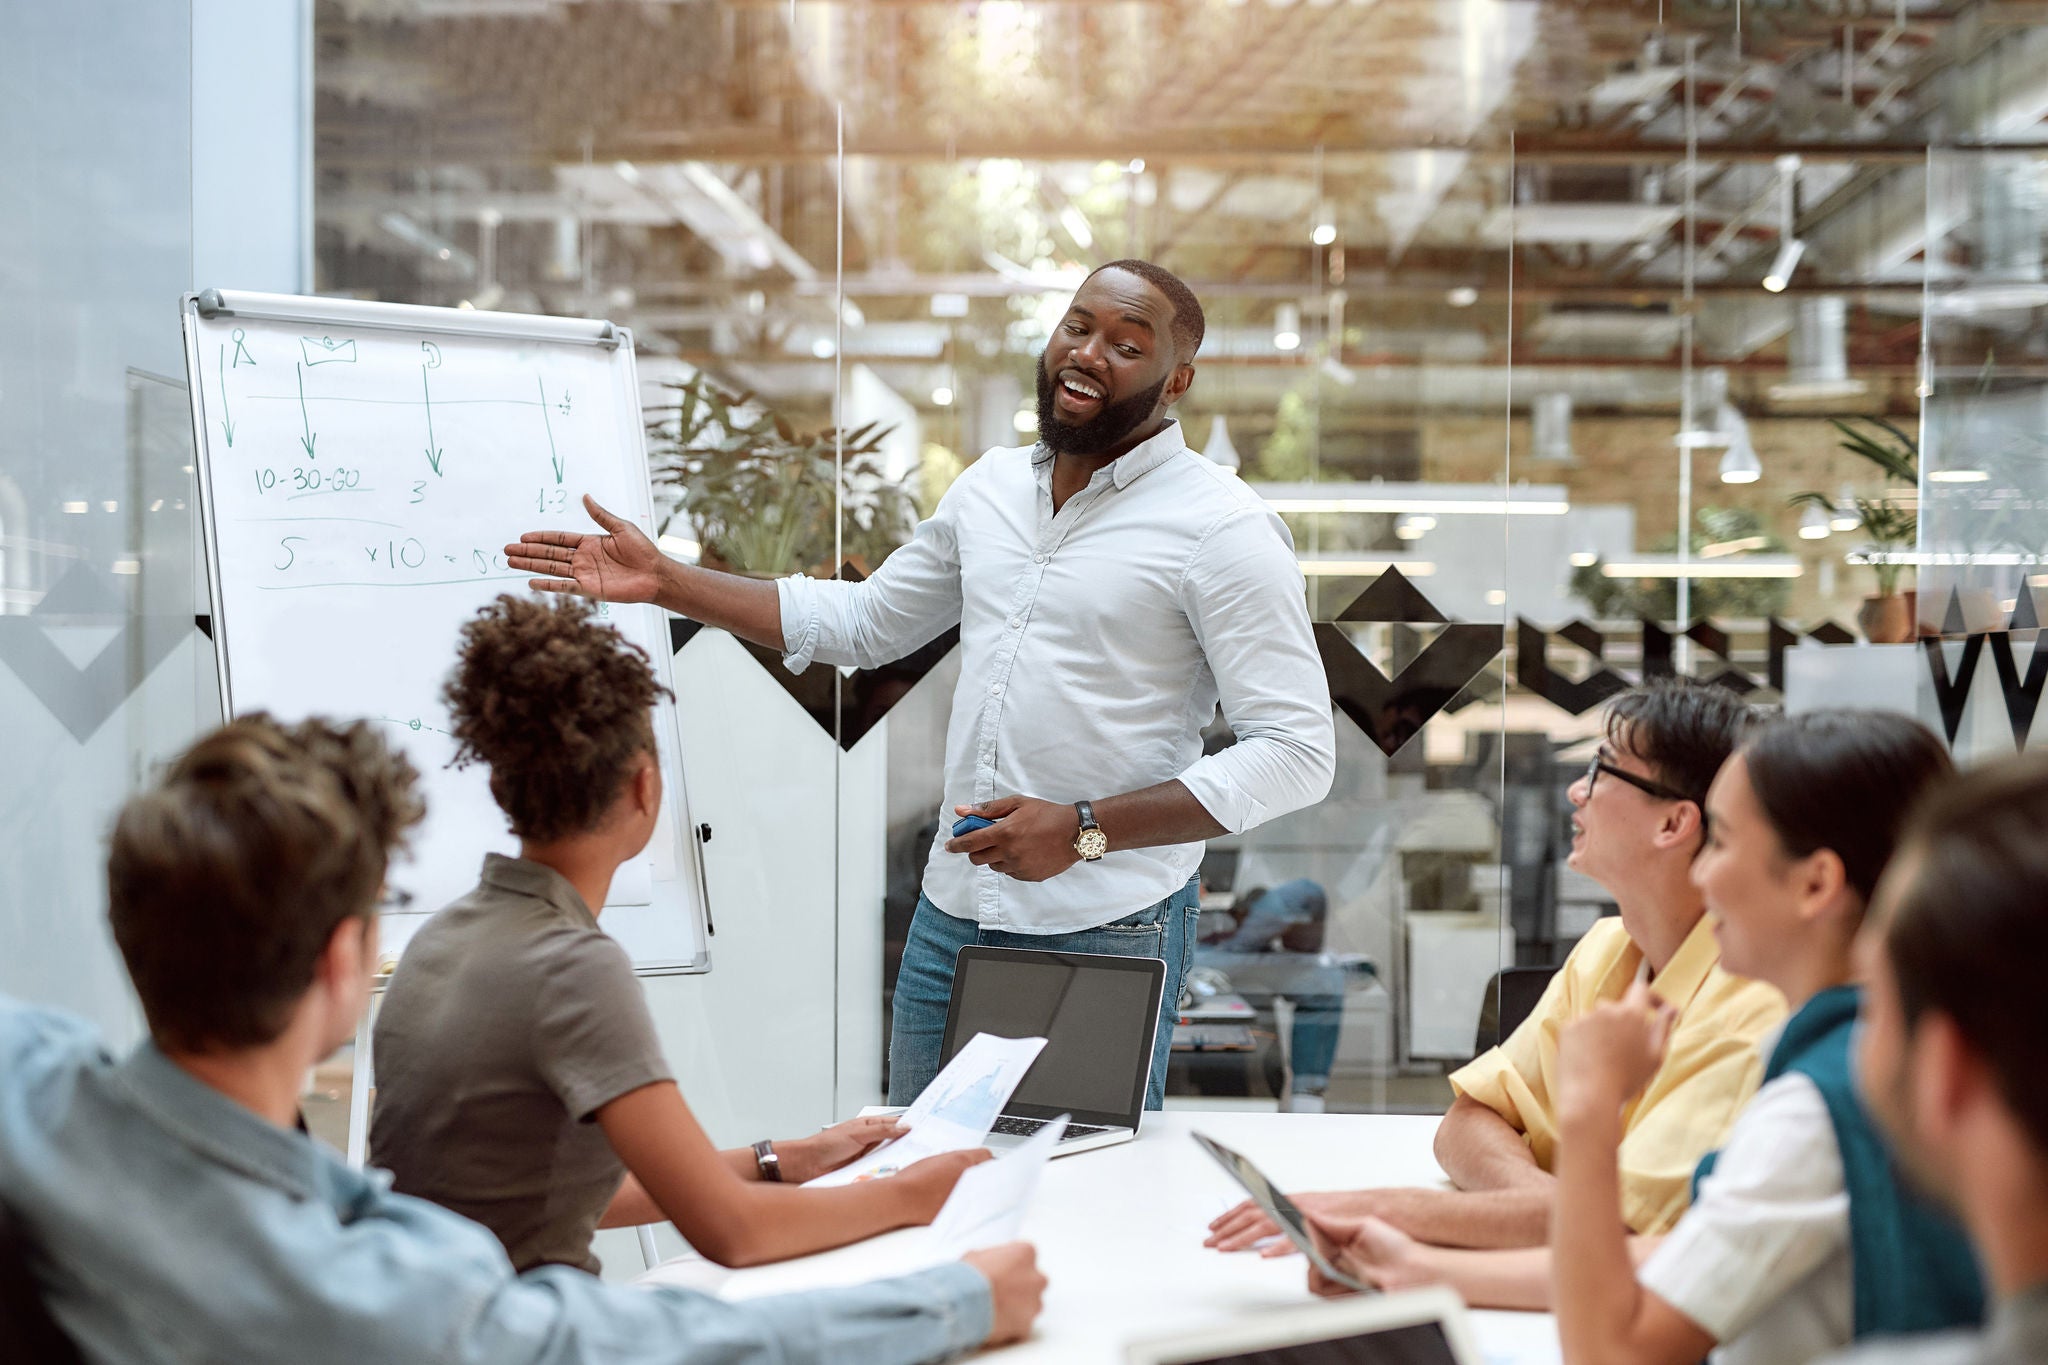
top-left (928, 1114), bottom-right (1066, 1256)
top-left (804, 1032), bottom-right (1047, 1188)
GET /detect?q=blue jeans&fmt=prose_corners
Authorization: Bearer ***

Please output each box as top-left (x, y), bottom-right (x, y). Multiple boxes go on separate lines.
top-left (888, 877), bottom-right (1201, 1110)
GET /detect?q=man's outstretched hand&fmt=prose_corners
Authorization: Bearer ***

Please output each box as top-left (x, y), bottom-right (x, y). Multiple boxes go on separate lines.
top-left (505, 494), bottom-right (665, 604)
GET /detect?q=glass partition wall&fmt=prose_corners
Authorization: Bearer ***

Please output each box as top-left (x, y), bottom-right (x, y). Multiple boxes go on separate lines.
top-left (305, 0), bottom-right (2036, 1170)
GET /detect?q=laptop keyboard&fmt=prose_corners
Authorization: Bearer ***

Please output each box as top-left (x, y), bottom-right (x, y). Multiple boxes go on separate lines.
top-left (991, 1115), bottom-right (1114, 1140)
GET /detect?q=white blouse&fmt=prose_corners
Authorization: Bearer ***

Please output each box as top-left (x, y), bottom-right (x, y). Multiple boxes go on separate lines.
top-left (1638, 1070), bottom-right (1853, 1365)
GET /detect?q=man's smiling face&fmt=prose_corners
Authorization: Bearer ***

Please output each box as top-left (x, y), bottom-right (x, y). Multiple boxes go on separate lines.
top-left (1035, 266), bottom-right (1193, 457)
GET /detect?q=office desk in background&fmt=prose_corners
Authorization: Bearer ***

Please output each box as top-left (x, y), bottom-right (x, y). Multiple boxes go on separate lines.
top-left (639, 1111), bottom-right (1561, 1365)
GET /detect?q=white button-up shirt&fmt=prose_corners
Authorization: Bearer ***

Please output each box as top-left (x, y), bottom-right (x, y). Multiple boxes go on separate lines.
top-left (776, 421), bottom-right (1335, 933)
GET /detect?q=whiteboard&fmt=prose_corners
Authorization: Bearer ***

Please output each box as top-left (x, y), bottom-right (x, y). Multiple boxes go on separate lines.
top-left (179, 289), bottom-right (710, 973)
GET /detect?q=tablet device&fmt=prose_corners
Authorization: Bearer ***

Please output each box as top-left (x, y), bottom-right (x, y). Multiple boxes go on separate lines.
top-left (1125, 1286), bottom-right (1482, 1364)
top-left (1191, 1131), bottom-right (1377, 1297)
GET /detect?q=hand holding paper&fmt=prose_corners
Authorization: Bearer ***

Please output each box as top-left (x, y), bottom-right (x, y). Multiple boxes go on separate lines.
top-left (804, 1032), bottom-right (1047, 1188)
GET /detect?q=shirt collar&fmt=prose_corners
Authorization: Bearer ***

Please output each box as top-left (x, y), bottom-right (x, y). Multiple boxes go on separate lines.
top-left (1028, 418), bottom-right (1186, 490)
top-left (1648, 912), bottom-right (1722, 1010)
top-left (478, 851), bottom-right (596, 926)
top-left (114, 1041), bottom-right (328, 1199)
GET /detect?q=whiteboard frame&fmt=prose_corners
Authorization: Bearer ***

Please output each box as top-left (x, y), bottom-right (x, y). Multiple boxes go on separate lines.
top-left (179, 288), bottom-right (712, 976)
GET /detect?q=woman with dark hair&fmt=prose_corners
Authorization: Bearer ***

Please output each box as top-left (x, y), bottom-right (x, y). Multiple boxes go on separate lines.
top-left (1299, 710), bottom-right (1985, 1365)
top-left (370, 595), bottom-right (984, 1276)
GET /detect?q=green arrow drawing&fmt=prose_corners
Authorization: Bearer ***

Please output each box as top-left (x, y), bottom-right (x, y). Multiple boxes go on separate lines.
top-left (217, 345), bottom-right (235, 447)
top-left (295, 362), bottom-right (317, 458)
top-left (537, 376), bottom-right (562, 482)
top-left (423, 365), bottom-right (443, 475)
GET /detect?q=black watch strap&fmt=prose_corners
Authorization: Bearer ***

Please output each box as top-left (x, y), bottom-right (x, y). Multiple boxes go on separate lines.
top-left (753, 1138), bottom-right (782, 1182)
top-left (1075, 799), bottom-right (1100, 832)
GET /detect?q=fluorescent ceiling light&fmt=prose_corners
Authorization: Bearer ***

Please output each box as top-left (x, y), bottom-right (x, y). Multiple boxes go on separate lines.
top-left (1601, 557), bottom-right (1802, 579)
top-left (1699, 535), bottom-right (1770, 559)
top-left (1674, 430), bottom-right (1731, 449)
top-left (930, 292), bottom-right (970, 318)
top-left (657, 535), bottom-right (701, 561)
top-left (1928, 469), bottom-right (1990, 483)
top-left (1569, 550), bottom-right (1600, 567)
top-left (1262, 497), bottom-right (1568, 516)
top-left (1057, 205), bottom-right (1095, 250)
top-left (1299, 557), bottom-right (1437, 577)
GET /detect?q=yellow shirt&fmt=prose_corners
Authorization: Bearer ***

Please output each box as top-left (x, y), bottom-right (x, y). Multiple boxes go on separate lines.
top-left (1448, 914), bottom-right (1786, 1234)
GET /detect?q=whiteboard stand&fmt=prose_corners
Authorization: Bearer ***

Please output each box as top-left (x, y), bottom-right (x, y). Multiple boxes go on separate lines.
top-left (179, 288), bottom-right (713, 984)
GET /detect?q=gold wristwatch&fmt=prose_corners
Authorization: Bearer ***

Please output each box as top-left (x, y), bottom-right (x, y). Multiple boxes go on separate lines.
top-left (1073, 800), bottom-right (1108, 861)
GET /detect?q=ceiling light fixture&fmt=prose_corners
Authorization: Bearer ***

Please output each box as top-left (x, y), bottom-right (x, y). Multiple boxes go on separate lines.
top-left (1312, 201), bottom-right (1337, 246)
top-left (1274, 303), bottom-right (1302, 352)
top-left (1799, 505), bottom-right (1833, 539)
top-left (1446, 286), bottom-right (1479, 308)
top-left (1762, 155), bottom-right (1804, 293)
top-left (931, 385), bottom-right (954, 407)
top-left (1928, 469), bottom-right (1990, 483)
top-left (1569, 550), bottom-right (1600, 568)
top-left (1720, 437), bottom-right (1763, 484)
top-left (1601, 557), bottom-right (1802, 579)
top-left (1204, 415), bottom-right (1241, 471)
top-left (1298, 557), bottom-right (1438, 577)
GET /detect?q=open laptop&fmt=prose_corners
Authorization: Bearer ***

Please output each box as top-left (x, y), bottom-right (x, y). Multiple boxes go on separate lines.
top-left (938, 945), bottom-right (1165, 1157)
top-left (1125, 1286), bottom-right (1483, 1365)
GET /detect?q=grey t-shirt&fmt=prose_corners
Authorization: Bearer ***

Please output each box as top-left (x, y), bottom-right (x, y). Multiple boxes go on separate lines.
top-left (370, 853), bottom-right (672, 1274)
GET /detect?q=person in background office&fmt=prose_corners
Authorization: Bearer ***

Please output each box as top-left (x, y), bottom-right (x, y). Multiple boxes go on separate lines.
top-left (0, 715), bottom-right (1043, 1364)
top-left (1820, 756), bottom-right (2048, 1365)
top-left (1196, 879), bottom-right (1346, 1112)
top-left (372, 595), bottom-right (986, 1275)
top-left (508, 259), bottom-right (1336, 1110)
top-left (1209, 680), bottom-right (1781, 1251)
top-left (1300, 711), bottom-right (1984, 1365)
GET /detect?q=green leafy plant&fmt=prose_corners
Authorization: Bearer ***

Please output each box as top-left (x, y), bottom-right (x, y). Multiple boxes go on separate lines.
top-left (1788, 417), bottom-right (1917, 598)
top-left (644, 373), bottom-right (911, 577)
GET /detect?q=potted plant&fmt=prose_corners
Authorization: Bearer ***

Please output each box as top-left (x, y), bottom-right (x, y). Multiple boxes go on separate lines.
top-left (644, 372), bottom-right (912, 578)
top-left (1789, 417), bottom-right (1918, 644)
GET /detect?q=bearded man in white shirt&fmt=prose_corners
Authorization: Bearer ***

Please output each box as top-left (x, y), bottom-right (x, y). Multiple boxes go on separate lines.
top-left (509, 260), bottom-right (1336, 1108)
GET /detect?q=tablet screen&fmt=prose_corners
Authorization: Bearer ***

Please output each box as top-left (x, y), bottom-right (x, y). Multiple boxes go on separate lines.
top-left (1176, 1321), bottom-right (1462, 1365)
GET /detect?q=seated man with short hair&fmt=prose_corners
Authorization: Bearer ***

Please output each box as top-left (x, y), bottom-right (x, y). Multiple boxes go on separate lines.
top-left (1208, 680), bottom-right (1785, 1251)
top-left (0, 715), bottom-right (1042, 1365)
top-left (1822, 754), bottom-right (2048, 1365)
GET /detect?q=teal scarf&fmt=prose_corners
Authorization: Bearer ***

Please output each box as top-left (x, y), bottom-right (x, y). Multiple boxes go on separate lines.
top-left (1693, 985), bottom-right (1983, 1340)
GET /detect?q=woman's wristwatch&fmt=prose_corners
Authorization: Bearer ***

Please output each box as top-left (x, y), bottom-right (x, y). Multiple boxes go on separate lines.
top-left (753, 1138), bottom-right (782, 1182)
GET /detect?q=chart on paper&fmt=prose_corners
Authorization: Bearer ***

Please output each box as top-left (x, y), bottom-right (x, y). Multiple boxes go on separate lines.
top-left (181, 292), bottom-right (710, 972)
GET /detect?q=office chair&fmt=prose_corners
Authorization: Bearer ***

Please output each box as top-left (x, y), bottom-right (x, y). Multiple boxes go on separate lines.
top-left (1473, 966), bottom-right (1559, 1056)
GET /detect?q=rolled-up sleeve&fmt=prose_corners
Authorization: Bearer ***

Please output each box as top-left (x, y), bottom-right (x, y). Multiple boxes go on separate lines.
top-left (777, 496), bottom-right (965, 675)
top-left (1172, 505), bottom-right (1336, 834)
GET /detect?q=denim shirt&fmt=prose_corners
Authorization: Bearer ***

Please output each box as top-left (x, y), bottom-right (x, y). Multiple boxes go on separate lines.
top-left (0, 998), bottom-right (992, 1365)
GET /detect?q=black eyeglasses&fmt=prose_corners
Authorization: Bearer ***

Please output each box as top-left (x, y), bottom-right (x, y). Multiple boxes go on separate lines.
top-left (1582, 754), bottom-right (1690, 804)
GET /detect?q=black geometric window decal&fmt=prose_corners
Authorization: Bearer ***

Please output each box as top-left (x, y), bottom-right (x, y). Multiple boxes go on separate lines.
top-left (1319, 569), bottom-right (1504, 758)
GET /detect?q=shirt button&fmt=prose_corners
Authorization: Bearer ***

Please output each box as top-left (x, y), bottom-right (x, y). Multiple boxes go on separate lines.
top-left (1033, 553), bottom-right (1048, 564)
top-left (989, 683), bottom-right (1004, 697)
top-left (1007, 618), bottom-right (1022, 630)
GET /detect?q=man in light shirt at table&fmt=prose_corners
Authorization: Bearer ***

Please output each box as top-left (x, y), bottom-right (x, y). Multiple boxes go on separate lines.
top-left (1209, 680), bottom-right (1783, 1251)
top-left (0, 716), bottom-right (1043, 1365)
top-left (511, 259), bottom-right (1336, 1109)
top-left (1821, 756), bottom-right (2048, 1365)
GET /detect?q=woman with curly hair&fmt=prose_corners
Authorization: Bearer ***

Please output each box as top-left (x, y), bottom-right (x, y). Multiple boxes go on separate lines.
top-left (370, 594), bottom-right (984, 1275)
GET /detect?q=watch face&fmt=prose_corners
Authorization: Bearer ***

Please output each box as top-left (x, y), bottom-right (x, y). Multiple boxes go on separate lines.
top-left (1075, 828), bottom-right (1109, 860)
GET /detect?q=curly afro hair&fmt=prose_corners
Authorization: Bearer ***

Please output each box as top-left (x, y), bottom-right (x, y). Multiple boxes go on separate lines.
top-left (444, 594), bottom-right (672, 843)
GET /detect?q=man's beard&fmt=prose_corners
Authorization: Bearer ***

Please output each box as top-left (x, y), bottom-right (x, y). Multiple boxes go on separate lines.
top-left (1036, 355), bottom-right (1167, 456)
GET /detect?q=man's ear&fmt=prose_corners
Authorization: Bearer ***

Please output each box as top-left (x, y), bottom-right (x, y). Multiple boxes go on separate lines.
top-left (1164, 361), bottom-right (1195, 408)
top-left (1655, 799), bottom-right (1705, 851)
top-left (1913, 1012), bottom-right (1984, 1145)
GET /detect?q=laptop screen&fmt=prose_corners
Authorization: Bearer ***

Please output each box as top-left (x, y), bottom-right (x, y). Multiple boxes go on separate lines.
top-left (940, 948), bottom-right (1162, 1126)
top-left (1173, 1323), bottom-right (1461, 1365)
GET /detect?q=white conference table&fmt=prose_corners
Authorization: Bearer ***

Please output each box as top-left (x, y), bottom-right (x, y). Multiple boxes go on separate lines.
top-left (641, 1110), bottom-right (1561, 1365)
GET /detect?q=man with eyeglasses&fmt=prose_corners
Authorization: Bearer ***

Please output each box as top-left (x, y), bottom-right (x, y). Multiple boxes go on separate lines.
top-left (1207, 680), bottom-right (1786, 1256)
